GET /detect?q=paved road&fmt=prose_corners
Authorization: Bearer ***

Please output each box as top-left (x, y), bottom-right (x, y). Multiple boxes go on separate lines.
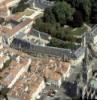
top-left (29, 0), bottom-right (54, 9)
top-left (39, 85), bottom-right (71, 100)
top-left (29, 9), bottom-right (43, 19)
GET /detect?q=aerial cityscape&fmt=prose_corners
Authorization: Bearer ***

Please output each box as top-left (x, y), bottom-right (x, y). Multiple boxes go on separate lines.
top-left (0, 0), bottom-right (97, 100)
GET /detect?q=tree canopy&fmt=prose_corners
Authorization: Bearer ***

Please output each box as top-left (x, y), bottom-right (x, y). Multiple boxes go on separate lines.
top-left (43, 1), bottom-right (74, 25)
top-left (33, 0), bottom-right (97, 49)
top-left (50, 0), bottom-right (96, 23)
top-left (52, 1), bottom-right (75, 25)
top-left (12, 0), bottom-right (29, 13)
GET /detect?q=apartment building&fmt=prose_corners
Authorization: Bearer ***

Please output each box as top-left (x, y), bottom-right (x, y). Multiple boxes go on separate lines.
top-left (0, 18), bottom-right (33, 45)
top-left (56, 62), bottom-right (71, 80)
top-left (30, 58), bottom-right (71, 87)
top-left (0, 45), bottom-right (71, 99)
top-left (7, 73), bottom-right (45, 100)
top-left (70, 47), bottom-right (85, 65)
top-left (44, 68), bottom-right (62, 87)
top-left (0, 56), bottom-right (31, 88)
top-left (27, 29), bottom-right (51, 46)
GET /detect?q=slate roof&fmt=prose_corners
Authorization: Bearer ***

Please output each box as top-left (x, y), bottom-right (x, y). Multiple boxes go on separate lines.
top-left (29, 29), bottom-right (51, 41)
top-left (11, 38), bottom-right (72, 58)
top-left (73, 47), bottom-right (85, 59)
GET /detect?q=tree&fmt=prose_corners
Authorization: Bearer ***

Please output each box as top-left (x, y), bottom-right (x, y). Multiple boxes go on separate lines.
top-left (0, 86), bottom-right (9, 100)
top-left (72, 11), bottom-right (83, 27)
top-left (90, 0), bottom-right (97, 23)
top-left (12, 0), bottom-right (29, 13)
top-left (33, 18), bottom-right (58, 37)
top-left (43, 8), bottom-right (56, 23)
top-left (52, 1), bottom-right (75, 25)
top-left (65, 0), bottom-right (91, 22)
top-left (0, 18), bottom-right (4, 24)
top-left (81, 0), bottom-right (91, 22)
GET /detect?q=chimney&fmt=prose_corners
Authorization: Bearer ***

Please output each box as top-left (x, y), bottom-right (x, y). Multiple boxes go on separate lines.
top-left (0, 44), bottom-right (3, 49)
top-left (54, 63), bottom-right (57, 71)
top-left (11, 52), bottom-right (14, 56)
top-left (28, 58), bottom-right (31, 65)
top-left (0, 52), bottom-right (4, 57)
top-left (16, 56), bottom-right (20, 63)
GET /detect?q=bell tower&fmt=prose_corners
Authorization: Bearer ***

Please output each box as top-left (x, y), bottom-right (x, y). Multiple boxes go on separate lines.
top-left (82, 34), bottom-right (92, 84)
top-left (77, 33), bottom-right (93, 99)
top-left (82, 45), bottom-right (89, 84)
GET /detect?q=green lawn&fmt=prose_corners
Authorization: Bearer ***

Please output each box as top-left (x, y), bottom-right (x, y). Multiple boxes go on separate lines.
top-left (48, 38), bottom-right (80, 50)
top-left (64, 25), bottom-right (87, 36)
top-left (23, 8), bottom-right (34, 16)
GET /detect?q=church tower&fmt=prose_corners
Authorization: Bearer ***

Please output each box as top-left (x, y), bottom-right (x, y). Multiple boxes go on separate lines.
top-left (82, 45), bottom-right (89, 84)
top-left (82, 34), bottom-right (92, 84)
top-left (77, 33), bottom-right (93, 99)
